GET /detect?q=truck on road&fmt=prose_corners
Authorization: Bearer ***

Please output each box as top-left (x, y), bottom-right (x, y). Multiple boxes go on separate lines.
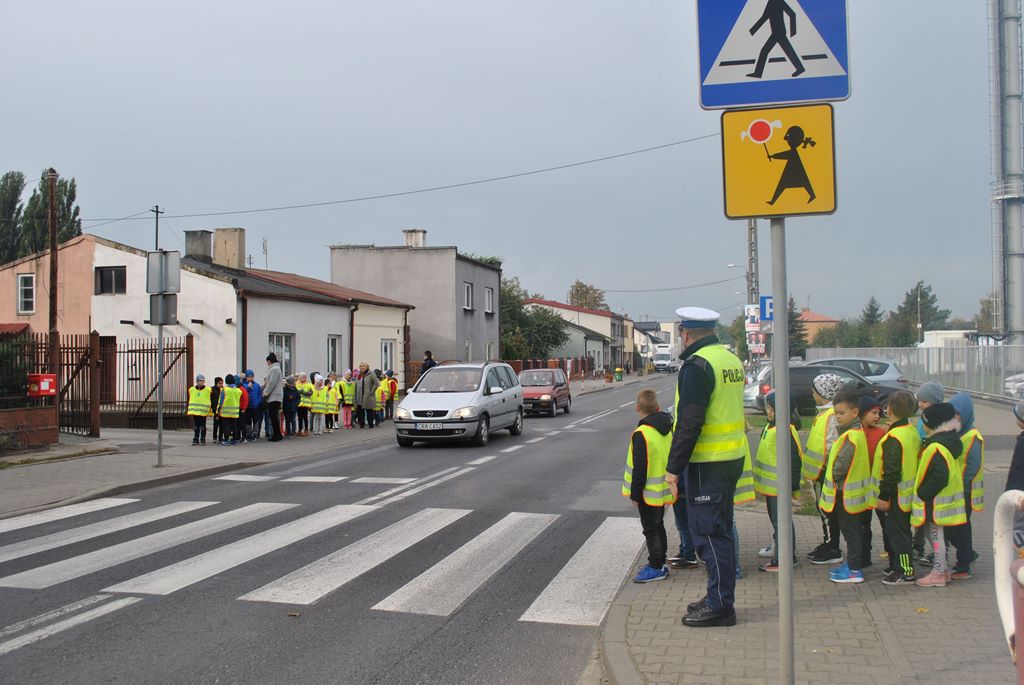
top-left (653, 344), bottom-right (678, 373)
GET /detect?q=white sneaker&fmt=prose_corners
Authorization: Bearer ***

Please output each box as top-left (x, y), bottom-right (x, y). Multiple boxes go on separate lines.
top-left (758, 543), bottom-right (775, 558)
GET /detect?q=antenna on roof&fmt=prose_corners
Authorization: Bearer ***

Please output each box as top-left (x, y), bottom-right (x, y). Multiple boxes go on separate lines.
top-left (246, 254), bottom-right (254, 268)
top-left (262, 238), bottom-right (268, 269)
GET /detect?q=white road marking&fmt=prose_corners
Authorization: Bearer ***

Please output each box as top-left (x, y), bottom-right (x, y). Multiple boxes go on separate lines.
top-left (373, 512), bottom-right (558, 616)
top-left (519, 517), bottom-right (642, 626)
top-left (500, 445), bottom-right (524, 453)
top-left (548, 431), bottom-right (562, 436)
top-left (579, 408), bottom-right (618, 426)
top-left (240, 508), bottom-right (471, 605)
top-left (375, 468), bottom-right (476, 507)
top-left (0, 596), bottom-right (142, 657)
top-left (619, 401), bottom-right (634, 408)
top-left (0, 503), bottom-right (296, 589)
top-left (0, 594), bottom-right (111, 639)
top-left (281, 476), bottom-right (348, 483)
top-left (526, 437), bottom-right (546, 444)
top-left (351, 477), bottom-right (416, 485)
top-left (105, 505), bottom-right (377, 596)
top-left (564, 424), bottom-right (577, 430)
top-left (0, 501), bottom-right (218, 564)
top-left (212, 475), bottom-right (277, 482)
top-left (0, 498), bottom-right (139, 536)
top-left (353, 467), bottom-right (462, 506)
top-left (466, 456), bottom-right (496, 466)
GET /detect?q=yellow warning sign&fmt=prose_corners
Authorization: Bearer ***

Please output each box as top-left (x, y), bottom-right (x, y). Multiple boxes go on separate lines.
top-left (721, 103), bottom-right (836, 219)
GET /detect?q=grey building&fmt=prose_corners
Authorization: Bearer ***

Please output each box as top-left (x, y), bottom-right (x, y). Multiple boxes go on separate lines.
top-left (330, 230), bottom-right (501, 363)
top-left (548, 320), bottom-right (611, 370)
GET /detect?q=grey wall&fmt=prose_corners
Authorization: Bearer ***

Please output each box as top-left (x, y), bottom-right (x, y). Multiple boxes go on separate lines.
top-left (454, 257), bottom-right (501, 362)
top-left (244, 297), bottom-right (351, 377)
top-left (331, 246), bottom-right (457, 360)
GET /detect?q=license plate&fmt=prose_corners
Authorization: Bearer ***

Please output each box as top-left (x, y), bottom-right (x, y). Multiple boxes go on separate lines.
top-left (415, 422), bottom-right (444, 430)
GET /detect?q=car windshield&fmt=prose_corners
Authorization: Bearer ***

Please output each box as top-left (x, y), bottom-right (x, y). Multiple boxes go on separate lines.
top-left (415, 369), bottom-right (482, 393)
top-left (520, 371), bottom-right (555, 387)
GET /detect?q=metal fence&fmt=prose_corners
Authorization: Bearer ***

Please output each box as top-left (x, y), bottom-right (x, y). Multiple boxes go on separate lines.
top-left (100, 335), bottom-right (193, 427)
top-left (806, 345), bottom-right (1024, 399)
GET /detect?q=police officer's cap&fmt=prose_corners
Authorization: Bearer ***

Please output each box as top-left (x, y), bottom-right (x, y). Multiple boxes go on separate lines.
top-left (675, 306), bottom-right (720, 329)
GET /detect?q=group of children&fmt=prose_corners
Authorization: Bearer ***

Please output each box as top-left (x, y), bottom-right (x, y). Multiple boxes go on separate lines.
top-left (624, 374), bottom-right (984, 590)
top-left (186, 368), bottom-right (399, 445)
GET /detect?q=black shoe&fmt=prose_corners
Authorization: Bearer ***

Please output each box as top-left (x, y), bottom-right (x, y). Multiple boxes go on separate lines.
top-left (687, 596), bottom-right (707, 614)
top-left (682, 606), bottom-right (737, 628)
top-left (808, 546), bottom-right (843, 565)
top-left (200, 439), bottom-right (206, 445)
top-left (192, 439), bottom-right (199, 446)
top-left (667, 556), bottom-right (699, 570)
top-left (881, 573), bottom-right (917, 586)
top-left (806, 542), bottom-right (831, 560)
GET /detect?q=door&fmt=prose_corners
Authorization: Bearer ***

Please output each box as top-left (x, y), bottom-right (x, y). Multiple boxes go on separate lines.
top-left (554, 369), bottom-right (569, 408)
top-left (484, 367), bottom-right (509, 428)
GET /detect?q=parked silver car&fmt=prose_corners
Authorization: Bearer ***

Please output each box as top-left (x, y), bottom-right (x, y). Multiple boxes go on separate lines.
top-left (394, 362), bottom-right (524, 447)
top-left (804, 357), bottom-right (908, 389)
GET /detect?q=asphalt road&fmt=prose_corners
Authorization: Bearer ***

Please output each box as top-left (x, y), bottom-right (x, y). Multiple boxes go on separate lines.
top-left (0, 375), bottom-right (677, 685)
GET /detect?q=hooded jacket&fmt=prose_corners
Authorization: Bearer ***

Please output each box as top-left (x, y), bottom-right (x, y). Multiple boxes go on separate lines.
top-left (629, 411), bottom-right (674, 503)
top-left (950, 392), bottom-right (982, 482)
top-left (917, 429), bottom-right (963, 519)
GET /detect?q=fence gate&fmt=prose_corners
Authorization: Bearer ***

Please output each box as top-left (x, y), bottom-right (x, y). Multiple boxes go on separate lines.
top-left (58, 333), bottom-right (99, 436)
top-left (104, 334), bottom-right (194, 429)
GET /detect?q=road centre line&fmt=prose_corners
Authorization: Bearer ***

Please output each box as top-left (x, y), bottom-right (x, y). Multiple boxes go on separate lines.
top-left (579, 408), bottom-right (618, 425)
top-left (526, 437), bottom-right (546, 444)
top-left (375, 468), bottom-right (476, 507)
top-left (0, 498), bottom-right (139, 535)
top-left (466, 456), bottom-right (496, 466)
top-left (268, 444), bottom-right (393, 476)
top-left (353, 467), bottom-right (462, 506)
top-left (500, 445), bottom-right (524, 453)
top-left (0, 597), bottom-right (142, 657)
top-left (0, 594), bottom-right (111, 639)
top-left (619, 401), bottom-right (634, 408)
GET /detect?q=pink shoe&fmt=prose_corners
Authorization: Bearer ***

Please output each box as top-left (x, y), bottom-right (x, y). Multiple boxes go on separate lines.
top-left (916, 571), bottom-right (947, 588)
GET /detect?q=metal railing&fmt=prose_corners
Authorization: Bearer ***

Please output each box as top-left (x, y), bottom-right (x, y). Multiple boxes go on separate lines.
top-left (806, 345), bottom-right (1024, 399)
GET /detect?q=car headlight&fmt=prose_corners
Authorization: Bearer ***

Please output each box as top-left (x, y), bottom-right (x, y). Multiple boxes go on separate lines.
top-left (395, 407), bottom-right (411, 419)
top-left (540, 394), bottom-right (552, 401)
top-left (451, 406), bottom-right (477, 419)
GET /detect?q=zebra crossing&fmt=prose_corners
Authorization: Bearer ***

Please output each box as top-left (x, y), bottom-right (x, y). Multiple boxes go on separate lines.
top-left (0, 496), bottom-right (643, 657)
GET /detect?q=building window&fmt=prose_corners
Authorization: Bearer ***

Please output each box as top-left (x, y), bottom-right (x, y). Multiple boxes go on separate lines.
top-left (327, 335), bottom-right (342, 374)
top-left (463, 282), bottom-right (473, 310)
top-left (269, 332), bottom-right (294, 376)
top-left (94, 266), bottom-right (127, 295)
top-left (484, 287), bottom-right (494, 314)
top-left (485, 340), bottom-right (494, 360)
top-left (17, 274), bottom-right (34, 314)
top-left (381, 339), bottom-right (396, 373)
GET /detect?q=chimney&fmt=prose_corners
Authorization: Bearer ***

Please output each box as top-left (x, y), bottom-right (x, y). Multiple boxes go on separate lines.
top-left (184, 230), bottom-right (213, 263)
top-left (402, 229), bottom-right (427, 248)
top-left (213, 228), bottom-right (246, 270)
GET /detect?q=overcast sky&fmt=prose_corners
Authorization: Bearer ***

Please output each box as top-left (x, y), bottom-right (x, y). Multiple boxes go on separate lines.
top-left (1, 1), bottom-right (993, 323)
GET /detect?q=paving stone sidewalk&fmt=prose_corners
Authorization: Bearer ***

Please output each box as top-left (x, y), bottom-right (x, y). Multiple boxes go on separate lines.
top-left (603, 404), bottom-right (1019, 685)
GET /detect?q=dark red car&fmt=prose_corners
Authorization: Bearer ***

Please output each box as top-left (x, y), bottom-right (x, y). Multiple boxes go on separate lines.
top-left (519, 368), bottom-right (571, 417)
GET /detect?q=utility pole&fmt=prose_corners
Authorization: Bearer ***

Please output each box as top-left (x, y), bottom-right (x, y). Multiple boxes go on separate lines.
top-left (262, 238), bottom-right (268, 270)
top-left (46, 168), bottom-right (59, 406)
top-left (917, 285), bottom-right (923, 343)
top-left (150, 205), bottom-right (165, 466)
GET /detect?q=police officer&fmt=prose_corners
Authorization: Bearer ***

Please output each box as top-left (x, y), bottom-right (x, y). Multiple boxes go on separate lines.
top-left (665, 307), bottom-right (747, 628)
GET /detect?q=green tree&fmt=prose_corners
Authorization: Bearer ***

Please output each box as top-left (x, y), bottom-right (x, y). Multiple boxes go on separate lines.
top-left (500, 277), bottom-right (568, 358)
top-left (726, 313), bottom-right (750, 362)
top-left (567, 280), bottom-right (608, 310)
top-left (860, 297), bottom-right (883, 326)
top-left (0, 172), bottom-right (26, 265)
top-left (883, 281), bottom-right (950, 346)
top-left (788, 296), bottom-right (808, 359)
top-left (976, 293), bottom-right (998, 333)
top-left (19, 169), bottom-right (82, 258)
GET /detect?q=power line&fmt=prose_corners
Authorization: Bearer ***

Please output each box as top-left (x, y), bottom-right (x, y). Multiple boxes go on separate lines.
top-left (80, 132), bottom-right (720, 225)
top-left (602, 275), bottom-right (745, 293)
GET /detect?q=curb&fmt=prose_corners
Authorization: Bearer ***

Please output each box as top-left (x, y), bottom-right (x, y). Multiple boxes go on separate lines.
top-left (601, 553), bottom-right (646, 685)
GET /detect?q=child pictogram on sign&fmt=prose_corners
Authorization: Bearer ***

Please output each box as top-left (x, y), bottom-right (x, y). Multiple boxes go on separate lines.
top-left (740, 118), bottom-right (817, 205)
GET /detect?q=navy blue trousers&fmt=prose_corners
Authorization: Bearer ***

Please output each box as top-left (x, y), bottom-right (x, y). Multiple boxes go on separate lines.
top-left (683, 457), bottom-right (743, 613)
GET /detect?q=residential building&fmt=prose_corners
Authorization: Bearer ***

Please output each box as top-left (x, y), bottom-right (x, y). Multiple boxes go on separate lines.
top-left (798, 307), bottom-right (839, 342)
top-left (547, 320), bottom-right (611, 369)
top-left (525, 298), bottom-right (629, 370)
top-left (329, 229), bottom-right (500, 363)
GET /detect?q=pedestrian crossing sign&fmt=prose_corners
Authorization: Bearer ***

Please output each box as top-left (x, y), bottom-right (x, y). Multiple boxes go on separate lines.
top-left (720, 103), bottom-right (836, 219)
top-left (697, 0), bottom-right (850, 109)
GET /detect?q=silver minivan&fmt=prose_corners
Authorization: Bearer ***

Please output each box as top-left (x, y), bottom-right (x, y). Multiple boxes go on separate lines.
top-left (393, 362), bottom-right (524, 447)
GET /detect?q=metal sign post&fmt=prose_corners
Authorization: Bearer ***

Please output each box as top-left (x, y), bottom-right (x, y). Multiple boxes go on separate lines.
top-left (146, 241), bottom-right (180, 469)
top-left (157, 252), bottom-right (165, 467)
top-left (770, 217), bottom-right (794, 683)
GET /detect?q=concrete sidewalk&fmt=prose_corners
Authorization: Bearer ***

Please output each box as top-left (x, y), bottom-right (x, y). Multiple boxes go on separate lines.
top-left (602, 402), bottom-right (1020, 684)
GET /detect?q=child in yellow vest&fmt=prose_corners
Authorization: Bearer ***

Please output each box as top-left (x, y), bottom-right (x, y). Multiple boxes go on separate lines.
top-left (947, 393), bottom-right (983, 579)
top-left (622, 388), bottom-right (676, 583)
top-left (755, 392), bottom-right (803, 573)
top-left (310, 374), bottom-right (328, 435)
top-left (913, 403), bottom-right (967, 587)
top-left (327, 376), bottom-right (340, 433)
top-left (187, 374), bottom-right (212, 446)
top-left (296, 372), bottom-right (313, 436)
top-left (873, 390), bottom-right (922, 585)
top-left (804, 373), bottom-right (844, 565)
top-left (340, 370), bottom-right (356, 429)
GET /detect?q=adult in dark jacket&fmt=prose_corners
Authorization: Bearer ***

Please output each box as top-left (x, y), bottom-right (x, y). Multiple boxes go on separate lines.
top-left (422, 351), bottom-right (438, 374)
top-left (263, 353), bottom-right (284, 442)
top-left (355, 361), bottom-right (381, 428)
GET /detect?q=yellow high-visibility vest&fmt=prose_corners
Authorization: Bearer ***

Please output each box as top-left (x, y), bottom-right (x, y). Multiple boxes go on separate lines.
top-left (673, 344), bottom-right (746, 463)
top-left (219, 387), bottom-right (242, 419)
top-left (961, 429), bottom-right (985, 512)
top-left (802, 407), bottom-right (835, 481)
top-left (734, 442), bottom-right (755, 504)
top-left (310, 387), bottom-right (329, 414)
top-left (754, 423), bottom-right (804, 497)
top-left (621, 424), bottom-right (677, 506)
top-left (328, 385), bottom-right (341, 411)
top-left (187, 386), bottom-right (212, 417)
top-left (297, 382), bottom-right (313, 408)
top-left (911, 442), bottom-right (968, 528)
top-left (819, 428), bottom-right (875, 514)
top-left (340, 380), bottom-right (356, 405)
top-left (870, 423), bottom-right (921, 512)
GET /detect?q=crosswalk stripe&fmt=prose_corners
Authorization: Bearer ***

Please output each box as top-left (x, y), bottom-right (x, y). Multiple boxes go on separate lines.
top-left (374, 468), bottom-right (474, 507)
top-left (351, 477), bottom-right (416, 485)
top-left (0, 596), bottom-right (142, 657)
top-left (0, 594), bottom-right (111, 639)
top-left (0, 503), bottom-right (296, 589)
top-left (353, 467), bottom-right (461, 506)
top-left (519, 517), bottom-right (641, 626)
top-left (373, 512), bottom-right (558, 616)
top-left (0, 498), bottom-right (139, 536)
top-left (212, 475), bottom-right (276, 482)
top-left (239, 507), bottom-right (471, 605)
top-left (281, 477), bottom-right (347, 483)
top-left (0, 501), bottom-right (218, 564)
top-left (104, 504), bottom-right (377, 596)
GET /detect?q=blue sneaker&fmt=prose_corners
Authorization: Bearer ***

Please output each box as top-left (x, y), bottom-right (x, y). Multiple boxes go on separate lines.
top-left (735, 566), bottom-right (743, 580)
top-left (829, 566), bottom-right (864, 584)
top-left (828, 562), bottom-right (850, 579)
top-left (633, 565), bottom-right (669, 583)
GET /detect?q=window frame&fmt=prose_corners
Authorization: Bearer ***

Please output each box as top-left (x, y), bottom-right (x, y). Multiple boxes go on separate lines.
top-left (327, 335), bottom-right (342, 374)
top-left (484, 287), bottom-right (494, 314)
top-left (381, 339), bottom-right (396, 374)
top-left (268, 332), bottom-right (295, 377)
top-left (94, 266), bottom-right (127, 295)
top-left (463, 282), bottom-right (474, 311)
top-left (16, 273), bottom-right (35, 315)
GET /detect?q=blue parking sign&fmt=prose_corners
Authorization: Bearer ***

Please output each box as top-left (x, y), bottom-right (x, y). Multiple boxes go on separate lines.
top-left (760, 295), bottom-right (774, 321)
top-left (697, 0), bottom-right (850, 109)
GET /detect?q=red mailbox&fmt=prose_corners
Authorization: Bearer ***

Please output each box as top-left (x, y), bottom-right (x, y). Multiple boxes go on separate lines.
top-left (27, 373), bottom-right (57, 397)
